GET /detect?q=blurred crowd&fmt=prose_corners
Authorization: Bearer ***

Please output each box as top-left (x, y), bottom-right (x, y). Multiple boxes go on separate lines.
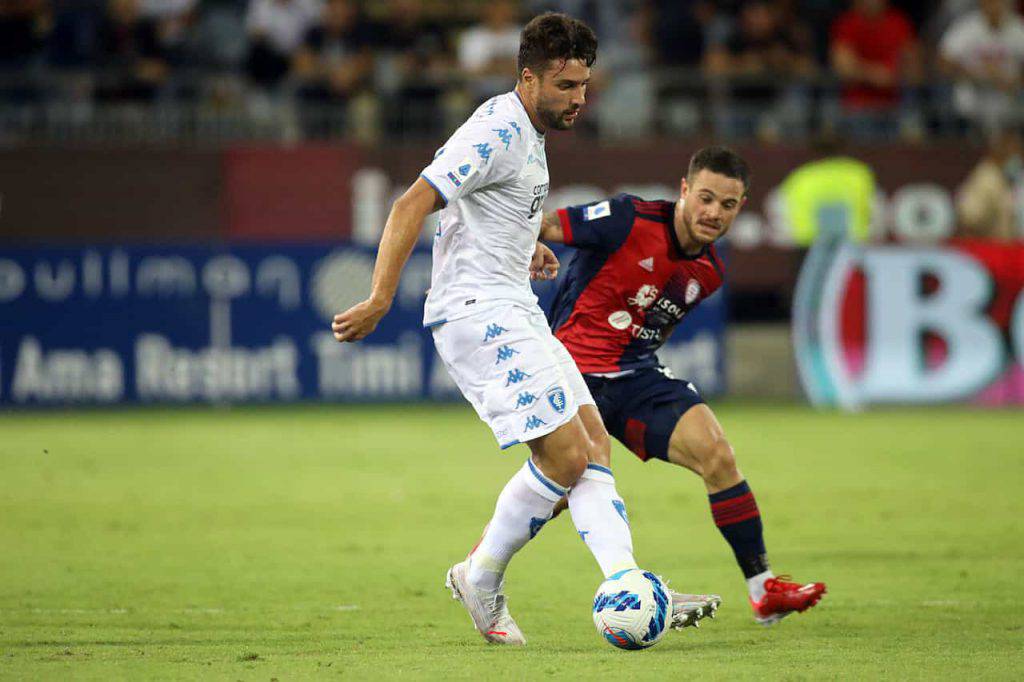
top-left (1, 0), bottom-right (1023, 142)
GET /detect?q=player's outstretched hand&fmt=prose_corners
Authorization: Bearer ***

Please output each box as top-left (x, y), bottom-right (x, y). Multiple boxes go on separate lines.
top-left (531, 242), bottom-right (560, 281)
top-left (332, 297), bottom-right (389, 343)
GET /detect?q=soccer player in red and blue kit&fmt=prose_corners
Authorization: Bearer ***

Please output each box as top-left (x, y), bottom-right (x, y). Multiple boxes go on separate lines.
top-left (539, 147), bottom-right (826, 625)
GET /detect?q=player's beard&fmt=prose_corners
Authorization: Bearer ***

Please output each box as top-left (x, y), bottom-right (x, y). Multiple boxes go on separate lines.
top-left (538, 100), bottom-right (580, 131)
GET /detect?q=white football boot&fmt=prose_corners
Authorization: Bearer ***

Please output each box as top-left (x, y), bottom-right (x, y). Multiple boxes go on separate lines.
top-left (668, 591), bottom-right (722, 629)
top-left (445, 560), bottom-right (526, 646)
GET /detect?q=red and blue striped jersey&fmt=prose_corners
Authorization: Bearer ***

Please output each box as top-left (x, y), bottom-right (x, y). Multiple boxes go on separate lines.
top-left (549, 194), bottom-right (725, 374)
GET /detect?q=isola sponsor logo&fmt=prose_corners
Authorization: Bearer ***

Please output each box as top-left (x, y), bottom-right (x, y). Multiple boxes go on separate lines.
top-left (655, 296), bottom-right (687, 320)
top-left (495, 344), bottom-right (519, 364)
top-left (482, 323), bottom-right (508, 341)
top-left (505, 368), bottom-right (531, 386)
top-left (524, 415), bottom-right (547, 431)
top-left (546, 386), bottom-right (567, 414)
top-left (514, 391), bottom-right (539, 409)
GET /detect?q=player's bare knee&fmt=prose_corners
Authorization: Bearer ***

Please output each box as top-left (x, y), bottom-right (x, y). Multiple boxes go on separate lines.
top-left (588, 429), bottom-right (612, 467)
top-left (534, 438), bottom-right (588, 486)
top-left (703, 438), bottom-right (738, 484)
top-left (564, 442), bottom-right (590, 482)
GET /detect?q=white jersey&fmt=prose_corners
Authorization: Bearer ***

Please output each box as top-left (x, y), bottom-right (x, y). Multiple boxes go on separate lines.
top-left (420, 92), bottom-right (549, 327)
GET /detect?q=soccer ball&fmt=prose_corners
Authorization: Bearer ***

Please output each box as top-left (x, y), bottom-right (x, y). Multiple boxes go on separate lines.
top-left (592, 568), bottom-right (672, 650)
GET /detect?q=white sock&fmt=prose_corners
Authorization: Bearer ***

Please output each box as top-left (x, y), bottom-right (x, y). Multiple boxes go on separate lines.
top-left (747, 569), bottom-right (775, 602)
top-left (568, 464), bottom-right (639, 577)
top-left (467, 458), bottom-right (566, 592)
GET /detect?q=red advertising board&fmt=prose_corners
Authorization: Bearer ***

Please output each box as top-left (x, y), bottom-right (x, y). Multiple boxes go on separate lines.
top-left (796, 239), bottom-right (1024, 407)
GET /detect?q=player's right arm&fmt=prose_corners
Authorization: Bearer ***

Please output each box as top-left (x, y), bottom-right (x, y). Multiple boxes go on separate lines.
top-left (538, 211), bottom-right (565, 243)
top-left (332, 177), bottom-right (443, 343)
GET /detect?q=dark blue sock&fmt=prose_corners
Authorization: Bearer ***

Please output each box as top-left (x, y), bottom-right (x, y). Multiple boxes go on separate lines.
top-left (709, 480), bottom-right (768, 579)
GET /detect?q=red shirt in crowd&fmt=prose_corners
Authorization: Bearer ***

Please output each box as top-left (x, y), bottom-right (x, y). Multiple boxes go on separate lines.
top-left (831, 7), bottom-right (916, 109)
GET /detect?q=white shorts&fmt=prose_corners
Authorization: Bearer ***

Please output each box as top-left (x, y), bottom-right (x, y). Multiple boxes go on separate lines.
top-left (432, 303), bottom-right (595, 449)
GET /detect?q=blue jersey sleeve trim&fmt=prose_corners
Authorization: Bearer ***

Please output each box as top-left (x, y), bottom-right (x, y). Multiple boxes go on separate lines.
top-left (586, 463), bottom-right (614, 477)
top-left (423, 318), bottom-right (447, 328)
top-left (419, 173), bottom-right (449, 206)
top-left (499, 439), bottom-right (521, 450)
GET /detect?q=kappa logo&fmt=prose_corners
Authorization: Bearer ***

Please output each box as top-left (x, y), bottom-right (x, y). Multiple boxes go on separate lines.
top-left (483, 323), bottom-right (508, 341)
top-left (584, 200), bottom-right (611, 221)
top-left (528, 516), bottom-right (547, 539)
top-left (495, 344), bottom-right (520, 364)
top-left (685, 278), bottom-right (702, 304)
top-left (524, 415), bottom-right (547, 431)
top-left (638, 257), bottom-right (654, 272)
top-left (627, 284), bottom-right (659, 310)
top-left (505, 368), bottom-right (531, 386)
top-left (493, 127), bottom-right (513, 150)
top-left (473, 142), bottom-right (493, 162)
top-left (514, 391), bottom-right (539, 409)
top-left (546, 386), bottom-right (567, 414)
top-left (477, 97), bottom-right (498, 117)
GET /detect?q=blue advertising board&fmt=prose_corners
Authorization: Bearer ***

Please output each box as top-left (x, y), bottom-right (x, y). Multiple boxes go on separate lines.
top-left (0, 245), bottom-right (725, 405)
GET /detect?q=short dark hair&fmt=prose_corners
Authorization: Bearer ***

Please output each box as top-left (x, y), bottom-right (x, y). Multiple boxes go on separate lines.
top-left (517, 13), bottom-right (598, 78)
top-left (688, 146), bottom-right (750, 192)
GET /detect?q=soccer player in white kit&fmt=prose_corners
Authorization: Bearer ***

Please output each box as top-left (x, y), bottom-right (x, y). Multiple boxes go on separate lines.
top-left (333, 13), bottom-right (718, 645)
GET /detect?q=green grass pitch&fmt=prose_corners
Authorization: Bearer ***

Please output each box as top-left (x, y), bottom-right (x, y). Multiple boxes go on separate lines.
top-left (1, 403), bottom-right (1022, 680)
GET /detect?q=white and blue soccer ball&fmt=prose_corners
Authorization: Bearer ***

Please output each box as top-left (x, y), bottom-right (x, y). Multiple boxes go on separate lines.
top-left (592, 568), bottom-right (672, 650)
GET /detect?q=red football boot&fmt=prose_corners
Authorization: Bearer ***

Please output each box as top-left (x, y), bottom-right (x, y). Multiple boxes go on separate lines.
top-left (750, 575), bottom-right (827, 625)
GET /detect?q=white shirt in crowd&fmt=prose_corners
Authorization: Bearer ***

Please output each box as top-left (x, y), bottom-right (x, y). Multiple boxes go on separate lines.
top-left (940, 9), bottom-right (1024, 127)
top-left (458, 26), bottom-right (522, 73)
top-left (245, 0), bottom-right (323, 55)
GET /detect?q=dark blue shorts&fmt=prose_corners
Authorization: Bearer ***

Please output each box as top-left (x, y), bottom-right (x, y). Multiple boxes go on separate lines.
top-left (583, 367), bottom-right (705, 462)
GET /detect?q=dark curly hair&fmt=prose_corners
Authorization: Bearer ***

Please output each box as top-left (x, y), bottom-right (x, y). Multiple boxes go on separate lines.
top-left (517, 13), bottom-right (598, 78)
